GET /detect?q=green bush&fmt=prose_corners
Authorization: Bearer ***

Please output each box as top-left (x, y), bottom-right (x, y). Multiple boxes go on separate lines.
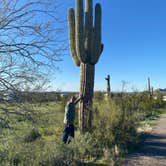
top-left (40, 133), bottom-right (96, 166)
top-left (92, 91), bottom-right (166, 157)
top-left (39, 142), bottom-right (78, 166)
top-left (93, 99), bottom-right (139, 157)
top-left (24, 128), bottom-right (41, 142)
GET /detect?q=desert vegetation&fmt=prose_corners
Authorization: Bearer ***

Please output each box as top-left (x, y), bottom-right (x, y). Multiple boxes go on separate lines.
top-left (0, 91), bottom-right (165, 166)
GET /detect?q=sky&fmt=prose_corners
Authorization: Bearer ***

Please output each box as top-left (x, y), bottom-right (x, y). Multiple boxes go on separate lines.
top-left (52, 0), bottom-right (166, 92)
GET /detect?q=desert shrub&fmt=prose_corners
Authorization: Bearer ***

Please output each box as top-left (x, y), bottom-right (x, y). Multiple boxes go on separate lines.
top-left (93, 91), bottom-right (166, 158)
top-left (41, 143), bottom-right (78, 166)
top-left (12, 153), bottom-right (22, 166)
top-left (1, 92), bottom-right (165, 166)
top-left (3, 131), bottom-right (96, 166)
top-left (74, 132), bottom-right (97, 159)
top-left (0, 148), bottom-right (9, 165)
top-left (93, 99), bottom-right (140, 157)
top-left (0, 118), bottom-right (10, 129)
top-left (6, 138), bottom-right (58, 166)
top-left (24, 128), bottom-right (41, 142)
top-left (94, 91), bottom-right (105, 101)
top-left (153, 92), bottom-right (166, 108)
top-left (40, 133), bottom-right (96, 166)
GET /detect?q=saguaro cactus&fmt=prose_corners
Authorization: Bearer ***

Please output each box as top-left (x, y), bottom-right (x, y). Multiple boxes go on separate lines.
top-left (68, 0), bottom-right (103, 132)
top-left (148, 77), bottom-right (152, 98)
top-left (105, 75), bottom-right (111, 96)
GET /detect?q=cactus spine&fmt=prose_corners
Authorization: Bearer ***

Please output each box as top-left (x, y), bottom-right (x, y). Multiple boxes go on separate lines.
top-left (105, 75), bottom-right (111, 96)
top-left (68, 0), bottom-right (103, 132)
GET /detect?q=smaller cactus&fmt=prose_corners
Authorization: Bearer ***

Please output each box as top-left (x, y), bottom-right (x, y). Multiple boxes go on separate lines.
top-left (105, 75), bottom-right (111, 96)
top-left (148, 77), bottom-right (152, 98)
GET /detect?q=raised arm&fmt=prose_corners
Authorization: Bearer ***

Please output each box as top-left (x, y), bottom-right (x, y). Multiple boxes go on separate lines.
top-left (74, 94), bottom-right (83, 105)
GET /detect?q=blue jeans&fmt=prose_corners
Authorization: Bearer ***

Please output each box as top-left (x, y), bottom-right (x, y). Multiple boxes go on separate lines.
top-left (62, 124), bottom-right (74, 144)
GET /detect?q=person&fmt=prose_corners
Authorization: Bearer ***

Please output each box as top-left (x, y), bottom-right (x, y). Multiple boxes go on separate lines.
top-left (62, 95), bottom-right (83, 144)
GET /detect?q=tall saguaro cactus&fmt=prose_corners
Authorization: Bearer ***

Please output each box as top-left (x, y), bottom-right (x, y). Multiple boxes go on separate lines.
top-left (68, 0), bottom-right (103, 132)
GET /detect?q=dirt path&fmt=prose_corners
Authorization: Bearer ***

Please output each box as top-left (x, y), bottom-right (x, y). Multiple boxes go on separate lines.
top-left (123, 114), bottom-right (166, 166)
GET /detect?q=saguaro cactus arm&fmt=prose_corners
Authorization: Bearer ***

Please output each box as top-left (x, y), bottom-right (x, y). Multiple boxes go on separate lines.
top-left (85, 0), bottom-right (93, 59)
top-left (75, 0), bottom-right (86, 62)
top-left (68, 8), bottom-right (80, 66)
top-left (91, 3), bottom-right (104, 64)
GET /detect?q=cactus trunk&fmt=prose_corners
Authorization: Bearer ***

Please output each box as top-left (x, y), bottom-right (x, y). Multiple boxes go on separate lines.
top-left (79, 63), bottom-right (94, 132)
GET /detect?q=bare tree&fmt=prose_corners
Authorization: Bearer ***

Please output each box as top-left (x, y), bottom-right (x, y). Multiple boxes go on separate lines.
top-left (0, 0), bottom-right (66, 123)
top-left (0, 0), bottom-right (66, 93)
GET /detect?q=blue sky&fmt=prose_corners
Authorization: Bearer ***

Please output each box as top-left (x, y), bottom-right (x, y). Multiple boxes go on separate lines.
top-left (53, 0), bottom-right (166, 92)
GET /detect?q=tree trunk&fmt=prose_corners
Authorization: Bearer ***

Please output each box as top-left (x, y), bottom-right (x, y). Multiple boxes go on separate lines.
top-left (79, 62), bottom-right (95, 133)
